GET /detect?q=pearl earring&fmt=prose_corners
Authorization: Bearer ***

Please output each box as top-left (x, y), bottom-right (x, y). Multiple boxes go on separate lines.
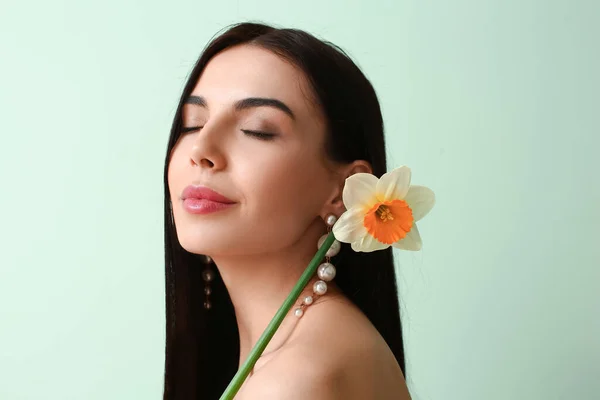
top-left (293, 213), bottom-right (340, 318)
top-left (201, 255), bottom-right (214, 310)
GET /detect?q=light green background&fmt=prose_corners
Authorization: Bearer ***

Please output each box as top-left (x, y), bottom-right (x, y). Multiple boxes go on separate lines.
top-left (1, 1), bottom-right (598, 399)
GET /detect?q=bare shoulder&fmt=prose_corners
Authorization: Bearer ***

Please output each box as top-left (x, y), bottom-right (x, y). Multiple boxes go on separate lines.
top-left (236, 296), bottom-right (412, 399)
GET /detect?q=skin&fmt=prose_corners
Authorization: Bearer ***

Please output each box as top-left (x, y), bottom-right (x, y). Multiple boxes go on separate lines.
top-left (167, 44), bottom-right (411, 399)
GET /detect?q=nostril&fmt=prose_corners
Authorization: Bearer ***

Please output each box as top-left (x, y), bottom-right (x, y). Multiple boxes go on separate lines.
top-left (189, 157), bottom-right (214, 167)
top-left (200, 158), bottom-right (214, 168)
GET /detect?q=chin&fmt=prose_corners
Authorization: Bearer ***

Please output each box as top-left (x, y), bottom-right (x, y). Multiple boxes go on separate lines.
top-left (175, 229), bottom-right (242, 257)
top-left (175, 231), bottom-right (214, 255)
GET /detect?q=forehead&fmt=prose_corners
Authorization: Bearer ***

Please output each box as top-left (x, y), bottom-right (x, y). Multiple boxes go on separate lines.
top-left (190, 44), bottom-right (316, 116)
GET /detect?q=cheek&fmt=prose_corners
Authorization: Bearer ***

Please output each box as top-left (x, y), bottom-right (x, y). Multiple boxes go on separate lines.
top-left (166, 159), bottom-right (180, 201)
top-left (167, 140), bottom-right (187, 188)
top-left (243, 154), bottom-right (327, 217)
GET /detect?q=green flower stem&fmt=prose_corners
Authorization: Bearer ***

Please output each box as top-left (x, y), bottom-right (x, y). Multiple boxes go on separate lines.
top-left (219, 231), bottom-right (337, 400)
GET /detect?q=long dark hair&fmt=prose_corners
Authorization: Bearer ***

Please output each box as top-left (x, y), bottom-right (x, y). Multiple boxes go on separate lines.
top-left (163, 22), bottom-right (406, 400)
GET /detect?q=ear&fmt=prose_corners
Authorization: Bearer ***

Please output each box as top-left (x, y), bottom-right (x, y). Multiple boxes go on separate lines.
top-left (321, 160), bottom-right (373, 220)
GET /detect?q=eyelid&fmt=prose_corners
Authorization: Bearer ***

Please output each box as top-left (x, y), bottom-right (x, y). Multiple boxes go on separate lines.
top-left (181, 126), bottom-right (203, 133)
top-left (180, 126), bottom-right (277, 140)
top-left (241, 129), bottom-right (277, 140)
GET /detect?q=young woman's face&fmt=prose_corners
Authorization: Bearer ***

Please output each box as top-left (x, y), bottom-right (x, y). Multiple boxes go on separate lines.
top-left (167, 44), bottom-right (340, 256)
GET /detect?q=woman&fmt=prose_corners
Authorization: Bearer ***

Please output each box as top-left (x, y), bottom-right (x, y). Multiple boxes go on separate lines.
top-left (163, 22), bottom-right (412, 399)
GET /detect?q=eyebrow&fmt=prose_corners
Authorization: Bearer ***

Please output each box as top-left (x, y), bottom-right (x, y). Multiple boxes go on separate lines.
top-left (184, 95), bottom-right (295, 120)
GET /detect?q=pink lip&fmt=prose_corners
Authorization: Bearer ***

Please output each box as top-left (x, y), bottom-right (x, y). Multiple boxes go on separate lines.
top-left (183, 198), bottom-right (236, 214)
top-left (181, 185), bottom-right (236, 215)
top-left (182, 185), bottom-right (235, 203)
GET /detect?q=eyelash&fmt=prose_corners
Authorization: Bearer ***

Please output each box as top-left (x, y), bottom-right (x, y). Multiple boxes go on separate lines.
top-left (180, 126), bottom-right (276, 141)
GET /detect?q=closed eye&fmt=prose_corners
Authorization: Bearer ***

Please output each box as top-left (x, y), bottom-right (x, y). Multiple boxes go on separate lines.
top-left (181, 126), bottom-right (203, 133)
top-left (180, 126), bottom-right (277, 141)
top-left (241, 129), bottom-right (277, 140)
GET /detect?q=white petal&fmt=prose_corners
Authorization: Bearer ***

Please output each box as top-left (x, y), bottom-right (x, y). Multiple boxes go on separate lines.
top-left (350, 234), bottom-right (389, 253)
top-left (332, 207), bottom-right (368, 243)
top-left (392, 223), bottom-right (422, 251)
top-left (350, 241), bottom-right (363, 252)
top-left (342, 173), bottom-right (378, 210)
top-left (404, 185), bottom-right (435, 221)
top-left (376, 166), bottom-right (411, 202)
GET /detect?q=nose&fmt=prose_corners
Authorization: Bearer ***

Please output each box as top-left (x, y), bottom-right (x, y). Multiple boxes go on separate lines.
top-left (189, 123), bottom-right (227, 170)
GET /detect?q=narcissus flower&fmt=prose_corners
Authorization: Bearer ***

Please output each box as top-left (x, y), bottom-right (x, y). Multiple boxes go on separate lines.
top-left (332, 166), bottom-right (435, 252)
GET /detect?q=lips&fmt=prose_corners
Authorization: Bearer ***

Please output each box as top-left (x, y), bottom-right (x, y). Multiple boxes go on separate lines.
top-left (181, 185), bottom-right (236, 204)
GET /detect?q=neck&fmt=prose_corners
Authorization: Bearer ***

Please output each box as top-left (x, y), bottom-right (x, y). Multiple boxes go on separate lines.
top-left (210, 218), bottom-right (341, 368)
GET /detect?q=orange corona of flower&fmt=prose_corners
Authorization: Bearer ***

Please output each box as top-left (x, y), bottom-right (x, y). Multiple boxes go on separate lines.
top-left (364, 199), bottom-right (414, 244)
top-left (332, 166), bottom-right (435, 252)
